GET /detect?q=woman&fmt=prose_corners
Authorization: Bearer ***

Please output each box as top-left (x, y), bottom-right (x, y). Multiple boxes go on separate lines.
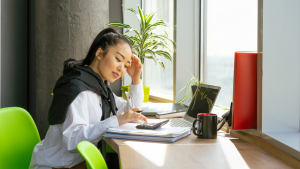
top-left (30, 28), bottom-right (147, 169)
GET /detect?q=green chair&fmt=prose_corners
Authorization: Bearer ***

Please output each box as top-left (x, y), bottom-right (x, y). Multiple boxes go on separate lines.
top-left (77, 141), bottom-right (108, 169)
top-left (0, 107), bottom-right (40, 169)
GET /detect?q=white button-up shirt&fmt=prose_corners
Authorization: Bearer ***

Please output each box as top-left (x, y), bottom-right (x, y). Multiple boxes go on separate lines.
top-left (29, 83), bottom-right (144, 169)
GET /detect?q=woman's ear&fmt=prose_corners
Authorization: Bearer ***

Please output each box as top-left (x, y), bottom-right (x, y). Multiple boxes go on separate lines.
top-left (95, 48), bottom-right (103, 60)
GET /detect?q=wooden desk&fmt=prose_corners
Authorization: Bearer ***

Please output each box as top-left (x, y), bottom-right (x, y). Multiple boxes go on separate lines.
top-left (104, 118), bottom-right (291, 169)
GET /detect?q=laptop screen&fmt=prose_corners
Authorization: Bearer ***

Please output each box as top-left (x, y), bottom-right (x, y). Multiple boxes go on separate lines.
top-left (185, 84), bottom-right (221, 118)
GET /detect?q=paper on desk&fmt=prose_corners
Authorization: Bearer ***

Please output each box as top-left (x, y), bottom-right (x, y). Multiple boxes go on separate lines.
top-left (106, 120), bottom-right (190, 137)
top-left (104, 130), bottom-right (191, 143)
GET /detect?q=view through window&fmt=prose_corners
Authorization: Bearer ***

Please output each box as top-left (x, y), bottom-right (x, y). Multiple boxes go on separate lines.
top-left (143, 0), bottom-right (174, 100)
top-left (205, 0), bottom-right (258, 108)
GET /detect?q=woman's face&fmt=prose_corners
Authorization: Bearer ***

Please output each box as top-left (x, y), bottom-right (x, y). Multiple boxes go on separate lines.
top-left (94, 42), bottom-right (132, 83)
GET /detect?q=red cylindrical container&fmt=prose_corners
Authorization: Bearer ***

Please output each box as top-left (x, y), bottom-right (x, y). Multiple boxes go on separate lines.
top-left (232, 51), bottom-right (257, 130)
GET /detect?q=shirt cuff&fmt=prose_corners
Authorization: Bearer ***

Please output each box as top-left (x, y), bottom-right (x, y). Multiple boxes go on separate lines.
top-left (128, 82), bottom-right (143, 98)
top-left (100, 116), bottom-right (119, 129)
top-left (124, 82), bottom-right (144, 109)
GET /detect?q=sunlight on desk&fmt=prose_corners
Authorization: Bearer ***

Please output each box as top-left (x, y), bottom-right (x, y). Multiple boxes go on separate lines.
top-left (106, 126), bottom-right (292, 168)
top-left (220, 141), bottom-right (249, 169)
top-left (123, 141), bottom-right (167, 167)
top-left (109, 130), bottom-right (292, 169)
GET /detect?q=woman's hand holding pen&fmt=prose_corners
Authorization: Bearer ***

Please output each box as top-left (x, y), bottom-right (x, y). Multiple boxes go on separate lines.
top-left (116, 108), bottom-right (147, 126)
top-left (127, 55), bottom-right (142, 84)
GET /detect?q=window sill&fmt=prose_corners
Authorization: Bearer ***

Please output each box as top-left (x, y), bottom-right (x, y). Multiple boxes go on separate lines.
top-left (263, 132), bottom-right (300, 152)
top-left (149, 90), bottom-right (174, 103)
top-left (228, 129), bottom-right (300, 168)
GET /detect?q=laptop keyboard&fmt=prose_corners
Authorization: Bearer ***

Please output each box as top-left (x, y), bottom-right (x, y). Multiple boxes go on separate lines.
top-left (168, 118), bottom-right (193, 127)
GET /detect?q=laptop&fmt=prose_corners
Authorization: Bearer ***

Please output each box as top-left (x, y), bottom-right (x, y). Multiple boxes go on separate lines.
top-left (165, 84), bottom-right (221, 127)
top-left (141, 103), bottom-right (188, 116)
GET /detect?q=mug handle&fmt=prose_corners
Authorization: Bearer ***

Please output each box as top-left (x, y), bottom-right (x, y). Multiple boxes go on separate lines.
top-left (192, 117), bottom-right (203, 136)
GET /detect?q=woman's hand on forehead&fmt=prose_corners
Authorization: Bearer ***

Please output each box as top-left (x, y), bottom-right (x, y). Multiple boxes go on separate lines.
top-left (127, 55), bottom-right (142, 84)
top-left (130, 55), bottom-right (141, 65)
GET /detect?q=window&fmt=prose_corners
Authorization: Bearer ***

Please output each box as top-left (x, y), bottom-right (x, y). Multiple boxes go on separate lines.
top-left (203, 0), bottom-right (258, 108)
top-left (143, 0), bottom-right (175, 101)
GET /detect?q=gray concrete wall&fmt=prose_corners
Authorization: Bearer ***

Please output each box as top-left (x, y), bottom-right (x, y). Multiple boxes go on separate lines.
top-left (29, 0), bottom-right (36, 121)
top-left (109, 0), bottom-right (123, 96)
top-left (35, 0), bottom-right (109, 139)
top-left (1, 0), bottom-right (28, 109)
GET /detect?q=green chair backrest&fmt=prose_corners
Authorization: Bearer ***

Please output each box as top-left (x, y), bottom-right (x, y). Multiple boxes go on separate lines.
top-left (0, 107), bottom-right (40, 169)
top-left (77, 141), bottom-right (108, 169)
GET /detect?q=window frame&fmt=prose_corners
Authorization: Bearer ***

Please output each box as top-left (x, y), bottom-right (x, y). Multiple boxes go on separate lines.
top-left (123, 0), bottom-right (201, 103)
top-left (141, 0), bottom-right (176, 102)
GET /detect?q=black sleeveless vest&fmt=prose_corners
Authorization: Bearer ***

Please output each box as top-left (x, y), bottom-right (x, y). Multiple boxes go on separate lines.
top-left (48, 59), bottom-right (117, 125)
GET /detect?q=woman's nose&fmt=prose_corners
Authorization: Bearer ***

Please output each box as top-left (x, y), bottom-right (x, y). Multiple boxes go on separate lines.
top-left (117, 63), bottom-right (124, 71)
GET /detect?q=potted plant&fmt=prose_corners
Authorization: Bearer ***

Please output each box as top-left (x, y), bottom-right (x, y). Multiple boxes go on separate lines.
top-left (177, 68), bottom-right (229, 111)
top-left (106, 5), bottom-right (175, 102)
top-left (177, 68), bottom-right (204, 109)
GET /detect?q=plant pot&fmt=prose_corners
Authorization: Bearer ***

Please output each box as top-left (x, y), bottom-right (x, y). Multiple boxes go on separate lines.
top-left (122, 85), bottom-right (150, 103)
top-left (143, 85), bottom-right (150, 103)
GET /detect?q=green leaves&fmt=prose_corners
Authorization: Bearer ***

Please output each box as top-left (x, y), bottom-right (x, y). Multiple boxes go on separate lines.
top-left (143, 50), bottom-right (165, 70)
top-left (177, 68), bottom-right (204, 105)
top-left (106, 22), bottom-right (131, 29)
top-left (200, 89), bottom-right (209, 100)
top-left (144, 20), bottom-right (167, 33)
top-left (126, 8), bottom-right (136, 14)
top-left (151, 34), bottom-right (175, 47)
top-left (106, 5), bottom-right (175, 70)
top-left (215, 104), bottom-right (229, 111)
top-left (176, 68), bottom-right (218, 112)
top-left (177, 76), bottom-right (199, 104)
top-left (137, 5), bottom-right (146, 33)
top-left (206, 98), bottom-right (213, 112)
top-left (145, 12), bottom-right (155, 27)
top-left (154, 50), bottom-right (172, 63)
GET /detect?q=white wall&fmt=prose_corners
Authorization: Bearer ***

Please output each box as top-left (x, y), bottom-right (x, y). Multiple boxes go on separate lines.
top-left (262, 0), bottom-right (300, 133)
top-left (175, 0), bottom-right (200, 102)
top-left (123, 0), bottom-right (141, 86)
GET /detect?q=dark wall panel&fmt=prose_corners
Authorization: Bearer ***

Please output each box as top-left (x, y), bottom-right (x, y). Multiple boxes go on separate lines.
top-left (109, 0), bottom-right (123, 96)
top-left (1, 0), bottom-right (28, 109)
top-left (29, 0), bottom-right (36, 121)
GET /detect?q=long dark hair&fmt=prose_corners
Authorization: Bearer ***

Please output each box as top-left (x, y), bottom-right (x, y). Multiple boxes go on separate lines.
top-left (68, 28), bottom-right (132, 67)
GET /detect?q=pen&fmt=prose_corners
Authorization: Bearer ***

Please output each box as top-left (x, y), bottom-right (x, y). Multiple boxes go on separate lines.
top-left (132, 110), bottom-right (143, 116)
top-left (128, 104), bottom-right (143, 114)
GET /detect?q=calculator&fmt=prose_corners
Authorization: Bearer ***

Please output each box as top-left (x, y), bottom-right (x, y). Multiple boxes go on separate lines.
top-left (136, 119), bottom-right (169, 130)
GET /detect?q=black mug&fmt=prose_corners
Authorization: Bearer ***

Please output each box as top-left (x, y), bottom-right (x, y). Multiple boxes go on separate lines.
top-left (192, 113), bottom-right (217, 139)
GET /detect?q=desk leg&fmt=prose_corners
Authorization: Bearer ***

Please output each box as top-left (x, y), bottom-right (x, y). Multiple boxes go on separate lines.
top-left (100, 140), bottom-right (121, 168)
top-left (101, 140), bottom-right (107, 161)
